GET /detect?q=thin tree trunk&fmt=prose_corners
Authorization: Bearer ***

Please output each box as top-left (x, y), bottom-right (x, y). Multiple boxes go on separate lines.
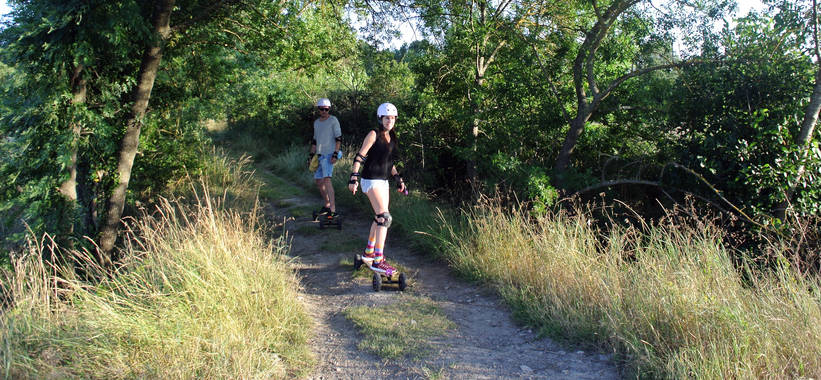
top-left (56, 64), bottom-right (87, 249)
top-left (468, 97), bottom-right (480, 188)
top-left (774, 71), bottom-right (821, 220)
top-left (58, 64), bottom-right (86, 203)
top-left (467, 52), bottom-right (486, 192)
top-left (98, 0), bottom-right (175, 258)
top-left (774, 0), bottom-right (821, 221)
top-left (555, 108), bottom-right (593, 176)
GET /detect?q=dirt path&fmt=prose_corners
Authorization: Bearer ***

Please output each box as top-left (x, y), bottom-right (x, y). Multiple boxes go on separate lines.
top-left (268, 183), bottom-right (621, 379)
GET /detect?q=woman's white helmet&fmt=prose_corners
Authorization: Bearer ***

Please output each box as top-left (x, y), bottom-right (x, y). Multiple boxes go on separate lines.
top-left (376, 102), bottom-right (398, 119)
top-left (317, 98), bottom-right (331, 107)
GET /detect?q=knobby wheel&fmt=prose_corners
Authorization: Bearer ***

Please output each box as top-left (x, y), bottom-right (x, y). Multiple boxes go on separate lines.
top-left (372, 273), bottom-right (382, 292)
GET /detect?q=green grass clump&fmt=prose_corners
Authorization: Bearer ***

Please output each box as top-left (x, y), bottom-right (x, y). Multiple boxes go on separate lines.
top-left (173, 147), bottom-right (264, 211)
top-left (320, 236), bottom-right (361, 253)
top-left (1, 155), bottom-right (313, 379)
top-left (432, 204), bottom-right (821, 379)
top-left (344, 296), bottom-right (454, 359)
top-left (258, 172), bottom-right (304, 201)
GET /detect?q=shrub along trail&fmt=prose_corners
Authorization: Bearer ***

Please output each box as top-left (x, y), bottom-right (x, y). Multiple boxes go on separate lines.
top-left (263, 172), bottom-right (620, 379)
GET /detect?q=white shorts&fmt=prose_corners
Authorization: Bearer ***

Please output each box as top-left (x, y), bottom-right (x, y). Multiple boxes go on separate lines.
top-left (361, 179), bottom-right (389, 194)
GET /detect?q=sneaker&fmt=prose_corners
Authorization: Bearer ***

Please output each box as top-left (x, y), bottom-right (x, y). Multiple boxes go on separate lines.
top-left (327, 211), bottom-right (339, 219)
top-left (373, 260), bottom-right (396, 277)
top-left (362, 250), bottom-right (376, 260)
top-left (319, 206), bottom-right (331, 214)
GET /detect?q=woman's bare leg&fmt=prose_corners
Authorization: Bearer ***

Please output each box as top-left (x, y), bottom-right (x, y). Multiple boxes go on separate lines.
top-left (365, 184), bottom-right (390, 254)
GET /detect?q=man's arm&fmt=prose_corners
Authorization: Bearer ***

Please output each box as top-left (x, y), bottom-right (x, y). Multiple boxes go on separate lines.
top-left (332, 118), bottom-right (342, 160)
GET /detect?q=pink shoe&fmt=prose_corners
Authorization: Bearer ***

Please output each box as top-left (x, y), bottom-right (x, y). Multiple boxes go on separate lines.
top-left (373, 260), bottom-right (396, 277)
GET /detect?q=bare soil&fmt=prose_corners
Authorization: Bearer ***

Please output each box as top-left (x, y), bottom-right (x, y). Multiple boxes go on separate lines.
top-left (268, 185), bottom-right (621, 380)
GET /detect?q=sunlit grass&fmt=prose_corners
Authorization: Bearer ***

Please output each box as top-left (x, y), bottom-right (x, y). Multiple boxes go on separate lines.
top-left (344, 296), bottom-right (454, 360)
top-left (432, 203), bottom-right (821, 378)
top-left (169, 146), bottom-right (263, 211)
top-left (257, 172), bottom-right (304, 201)
top-left (0, 153), bottom-right (313, 379)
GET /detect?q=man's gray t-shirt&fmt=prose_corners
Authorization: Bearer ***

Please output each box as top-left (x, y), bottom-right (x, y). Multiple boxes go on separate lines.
top-left (313, 115), bottom-right (341, 155)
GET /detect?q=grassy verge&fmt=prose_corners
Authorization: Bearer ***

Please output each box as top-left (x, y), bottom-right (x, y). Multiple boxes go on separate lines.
top-left (1, 151), bottom-right (313, 379)
top-left (433, 204), bottom-right (821, 378)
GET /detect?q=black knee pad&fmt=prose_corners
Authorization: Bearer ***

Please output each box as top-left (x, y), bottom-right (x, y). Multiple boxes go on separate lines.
top-left (374, 212), bottom-right (392, 228)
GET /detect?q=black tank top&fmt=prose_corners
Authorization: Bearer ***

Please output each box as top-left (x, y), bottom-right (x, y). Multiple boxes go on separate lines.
top-left (361, 131), bottom-right (398, 180)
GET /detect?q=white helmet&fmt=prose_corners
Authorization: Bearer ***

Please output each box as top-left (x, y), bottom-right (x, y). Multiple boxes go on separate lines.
top-left (317, 98), bottom-right (331, 107)
top-left (376, 102), bottom-right (397, 119)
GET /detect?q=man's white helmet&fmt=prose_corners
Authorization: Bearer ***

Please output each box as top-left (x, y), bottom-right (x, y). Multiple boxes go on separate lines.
top-left (376, 103), bottom-right (398, 119)
top-left (317, 98), bottom-right (331, 107)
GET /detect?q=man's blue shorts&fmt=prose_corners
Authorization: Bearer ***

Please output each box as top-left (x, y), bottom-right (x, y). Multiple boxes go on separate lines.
top-left (313, 154), bottom-right (334, 179)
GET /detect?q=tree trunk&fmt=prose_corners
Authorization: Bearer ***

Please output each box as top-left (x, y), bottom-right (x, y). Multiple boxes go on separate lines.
top-left (98, 0), bottom-right (175, 258)
top-left (552, 0), bottom-right (639, 185)
top-left (466, 51), bottom-right (487, 192)
top-left (58, 65), bottom-right (86, 203)
top-left (467, 91), bottom-right (481, 189)
top-left (774, 70), bottom-right (821, 220)
top-left (554, 108), bottom-right (593, 177)
top-left (56, 64), bottom-right (87, 249)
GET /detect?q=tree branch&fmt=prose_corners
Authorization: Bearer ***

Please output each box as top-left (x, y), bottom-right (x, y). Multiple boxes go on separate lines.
top-left (814, 0), bottom-right (820, 64)
top-left (594, 1), bottom-right (641, 89)
top-left (530, 44), bottom-right (572, 125)
top-left (171, 0), bottom-right (237, 33)
top-left (666, 162), bottom-right (767, 229)
top-left (596, 60), bottom-right (701, 105)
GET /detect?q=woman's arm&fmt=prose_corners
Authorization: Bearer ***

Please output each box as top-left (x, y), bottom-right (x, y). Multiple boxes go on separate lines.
top-left (349, 131), bottom-right (377, 194)
top-left (351, 131), bottom-right (376, 173)
top-left (391, 165), bottom-right (406, 194)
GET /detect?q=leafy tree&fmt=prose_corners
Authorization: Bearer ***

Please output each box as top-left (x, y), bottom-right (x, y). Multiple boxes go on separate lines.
top-left (400, 0), bottom-right (560, 190)
top-left (1, 0), bottom-right (360, 263)
top-left (533, 0), bottom-right (730, 187)
top-left (667, 10), bottom-right (818, 219)
top-left (97, 0), bottom-right (176, 257)
top-left (772, 0), bottom-right (821, 220)
top-left (1, 0), bottom-right (148, 257)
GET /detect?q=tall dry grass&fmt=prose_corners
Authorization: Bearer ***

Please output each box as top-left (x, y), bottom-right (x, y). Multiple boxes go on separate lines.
top-left (1, 153), bottom-right (312, 379)
top-left (434, 202), bottom-right (821, 378)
